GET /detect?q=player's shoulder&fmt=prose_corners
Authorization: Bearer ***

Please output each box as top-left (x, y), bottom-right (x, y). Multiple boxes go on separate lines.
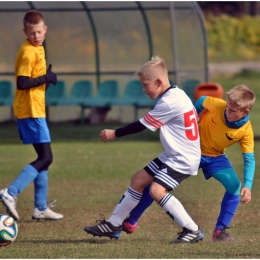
top-left (205, 96), bottom-right (226, 105)
top-left (159, 86), bottom-right (193, 112)
top-left (164, 86), bottom-right (189, 100)
top-left (244, 120), bottom-right (254, 131)
top-left (19, 40), bottom-right (36, 52)
top-left (203, 96), bottom-right (226, 111)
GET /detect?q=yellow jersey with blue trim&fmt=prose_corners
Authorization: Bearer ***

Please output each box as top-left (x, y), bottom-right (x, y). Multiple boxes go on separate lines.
top-left (199, 97), bottom-right (254, 156)
top-left (13, 39), bottom-right (46, 119)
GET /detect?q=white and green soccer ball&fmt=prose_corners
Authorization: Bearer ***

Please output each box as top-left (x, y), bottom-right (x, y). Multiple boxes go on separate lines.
top-left (0, 214), bottom-right (18, 246)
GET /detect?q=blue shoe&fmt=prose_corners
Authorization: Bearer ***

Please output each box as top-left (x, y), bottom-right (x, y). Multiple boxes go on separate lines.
top-left (84, 215), bottom-right (122, 239)
top-left (170, 226), bottom-right (205, 243)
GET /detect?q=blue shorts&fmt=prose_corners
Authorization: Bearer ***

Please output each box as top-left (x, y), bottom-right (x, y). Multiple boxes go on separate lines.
top-left (17, 118), bottom-right (51, 144)
top-left (199, 154), bottom-right (233, 180)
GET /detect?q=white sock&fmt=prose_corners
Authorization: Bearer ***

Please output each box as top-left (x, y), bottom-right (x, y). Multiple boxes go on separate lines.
top-left (107, 187), bottom-right (142, 226)
top-left (159, 193), bottom-right (198, 231)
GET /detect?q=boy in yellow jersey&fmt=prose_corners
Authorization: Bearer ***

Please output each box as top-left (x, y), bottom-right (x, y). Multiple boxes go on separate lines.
top-left (0, 10), bottom-right (63, 221)
top-left (121, 84), bottom-right (255, 243)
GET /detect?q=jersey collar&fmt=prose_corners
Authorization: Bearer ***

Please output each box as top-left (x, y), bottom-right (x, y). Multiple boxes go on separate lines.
top-left (161, 85), bottom-right (177, 97)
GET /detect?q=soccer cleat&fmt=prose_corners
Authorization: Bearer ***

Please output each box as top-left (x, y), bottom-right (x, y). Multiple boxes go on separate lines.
top-left (84, 214), bottom-right (122, 239)
top-left (122, 218), bottom-right (137, 234)
top-left (32, 200), bottom-right (63, 220)
top-left (170, 226), bottom-right (205, 243)
top-left (0, 188), bottom-right (19, 220)
top-left (213, 227), bottom-right (235, 242)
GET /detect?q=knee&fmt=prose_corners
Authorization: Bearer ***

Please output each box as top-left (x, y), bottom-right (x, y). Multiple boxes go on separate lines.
top-left (226, 179), bottom-right (241, 195)
top-left (41, 154), bottom-right (53, 168)
top-left (149, 184), bottom-right (156, 199)
top-left (213, 168), bottom-right (242, 196)
top-left (131, 172), bottom-right (140, 187)
top-left (149, 182), bottom-right (166, 202)
top-left (131, 172), bottom-right (145, 191)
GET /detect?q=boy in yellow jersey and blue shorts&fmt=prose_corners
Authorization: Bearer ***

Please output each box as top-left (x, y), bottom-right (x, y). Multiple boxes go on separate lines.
top-left (0, 10), bottom-right (63, 221)
top-left (121, 84), bottom-right (255, 242)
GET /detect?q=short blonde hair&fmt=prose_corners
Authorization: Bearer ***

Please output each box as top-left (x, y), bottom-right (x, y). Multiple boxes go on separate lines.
top-left (227, 85), bottom-right (255, 110)
top-left (135, 56), bottom-right (169, 82)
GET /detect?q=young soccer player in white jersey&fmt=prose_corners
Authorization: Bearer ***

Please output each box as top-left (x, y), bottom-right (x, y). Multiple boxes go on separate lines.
top-left (121, 84), bottom-right (255, 242)
top-left (84, 56), bottom-right (205, 243)
top-left (0, 10), bottom-right (63, 221)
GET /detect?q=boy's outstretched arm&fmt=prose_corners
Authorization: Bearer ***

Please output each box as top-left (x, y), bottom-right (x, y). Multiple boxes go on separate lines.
top-left (99, 129), bottom-right (116, 142)
top-left (99, 120), bottom-right (146, 142)
top-left (240, 152), bottom-right (255, 203)
top-left (17, 64), bottom-right (57, 90)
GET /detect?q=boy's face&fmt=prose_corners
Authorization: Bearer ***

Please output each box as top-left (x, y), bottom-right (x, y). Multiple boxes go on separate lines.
top-left (139, 74), bottom-right (163, 100)
top-left (23, 21), bottom-right (47, 46)
top-left (226, 100), bottom-right (249, 122)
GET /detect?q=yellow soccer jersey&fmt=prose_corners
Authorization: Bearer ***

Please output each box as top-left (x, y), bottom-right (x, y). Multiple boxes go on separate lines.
top-left (199, 97), bottom-right (254, 156)
top-left (13, 39), bottom-right (46, 119)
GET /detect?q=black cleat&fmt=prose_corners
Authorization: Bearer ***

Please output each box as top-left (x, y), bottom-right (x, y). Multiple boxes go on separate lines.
top-left (213, 227), bottom-right (235, 242)
top-left (170, 226), bottom-right (205, 243)
top-left (84, 214), bottom-right (122, 239)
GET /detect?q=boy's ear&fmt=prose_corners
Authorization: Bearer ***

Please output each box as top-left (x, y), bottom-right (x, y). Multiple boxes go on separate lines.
top-left (244, 108), bottom-right (250, 115)
top-left (156, 78), bottom-right (163, 86)
top-left (157, 78), bottom-right (162, 84)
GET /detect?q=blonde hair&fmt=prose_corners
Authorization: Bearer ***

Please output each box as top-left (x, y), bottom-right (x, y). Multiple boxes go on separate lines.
top-left (227, 84), bottom-right (255, 110)
top-left (23, 10), bottom-right (45, 29)
top-left (135, 56), bottom-right (169, 82)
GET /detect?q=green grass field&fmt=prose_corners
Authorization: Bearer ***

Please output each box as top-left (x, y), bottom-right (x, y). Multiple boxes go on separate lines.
top-left (0, 122), bottom-right (260, 259)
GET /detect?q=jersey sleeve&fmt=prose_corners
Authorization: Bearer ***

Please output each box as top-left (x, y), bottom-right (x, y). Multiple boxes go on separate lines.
top-left (242, 152), bottom-right (255, 189)
top-left (239, 122), bottom-right (254, 153)
top-left (17, 50), bottom-right (36, 77)
top-left (194, 96), bottom-right (207, 114)
top-left (139, 101), bottom-right (171, 131)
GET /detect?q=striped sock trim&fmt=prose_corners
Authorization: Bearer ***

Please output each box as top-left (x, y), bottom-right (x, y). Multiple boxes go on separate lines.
top-left (158, 193), bottom-right (172, 207)
top-left (128, 187), bottom-right (142, 201)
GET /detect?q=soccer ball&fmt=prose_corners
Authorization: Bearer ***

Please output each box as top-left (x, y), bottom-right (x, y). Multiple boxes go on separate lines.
top-left (0, 214), bottom-right (18, 246)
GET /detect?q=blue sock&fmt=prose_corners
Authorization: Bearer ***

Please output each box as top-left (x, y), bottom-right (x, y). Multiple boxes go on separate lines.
top-left (128, 185), bottom-right (154, 225)
top-left (215, 192), bottom-right (240, 231)
top-left (34, 170), bottom-right (48, 211)
top-left (8, 164), bottom-right (39, 196)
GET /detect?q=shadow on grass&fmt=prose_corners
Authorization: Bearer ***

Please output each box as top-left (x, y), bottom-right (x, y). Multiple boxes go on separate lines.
top-left (19, 238), bottom-right (115, 244)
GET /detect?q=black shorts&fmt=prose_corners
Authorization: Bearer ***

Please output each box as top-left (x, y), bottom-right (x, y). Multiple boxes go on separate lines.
top-left (144, 158), bottom-right (189, 191)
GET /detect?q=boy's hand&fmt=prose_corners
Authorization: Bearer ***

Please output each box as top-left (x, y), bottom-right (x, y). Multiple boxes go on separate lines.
top-left (99, 129), bottom-right (116, 142)
top-left (46, 64), bottom-right (57, 85)
top-left (240, 187), bottom-right (251, 203)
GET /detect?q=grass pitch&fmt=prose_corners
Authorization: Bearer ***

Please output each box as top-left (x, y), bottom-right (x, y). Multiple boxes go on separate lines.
top-left (0, 123), bottom-right (260, 258)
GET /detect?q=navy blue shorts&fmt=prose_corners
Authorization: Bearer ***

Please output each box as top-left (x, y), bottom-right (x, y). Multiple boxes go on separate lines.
top-left (144, 158), bottom-right (189, 191)
top-left (17, 118), bottom-right (51, 144)
top-left (199, 154), bottom-right (233, 180)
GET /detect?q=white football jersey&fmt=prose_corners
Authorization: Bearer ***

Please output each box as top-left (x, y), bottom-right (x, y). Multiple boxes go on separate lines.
top-left (140, 86), bottom-right (201, 175)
